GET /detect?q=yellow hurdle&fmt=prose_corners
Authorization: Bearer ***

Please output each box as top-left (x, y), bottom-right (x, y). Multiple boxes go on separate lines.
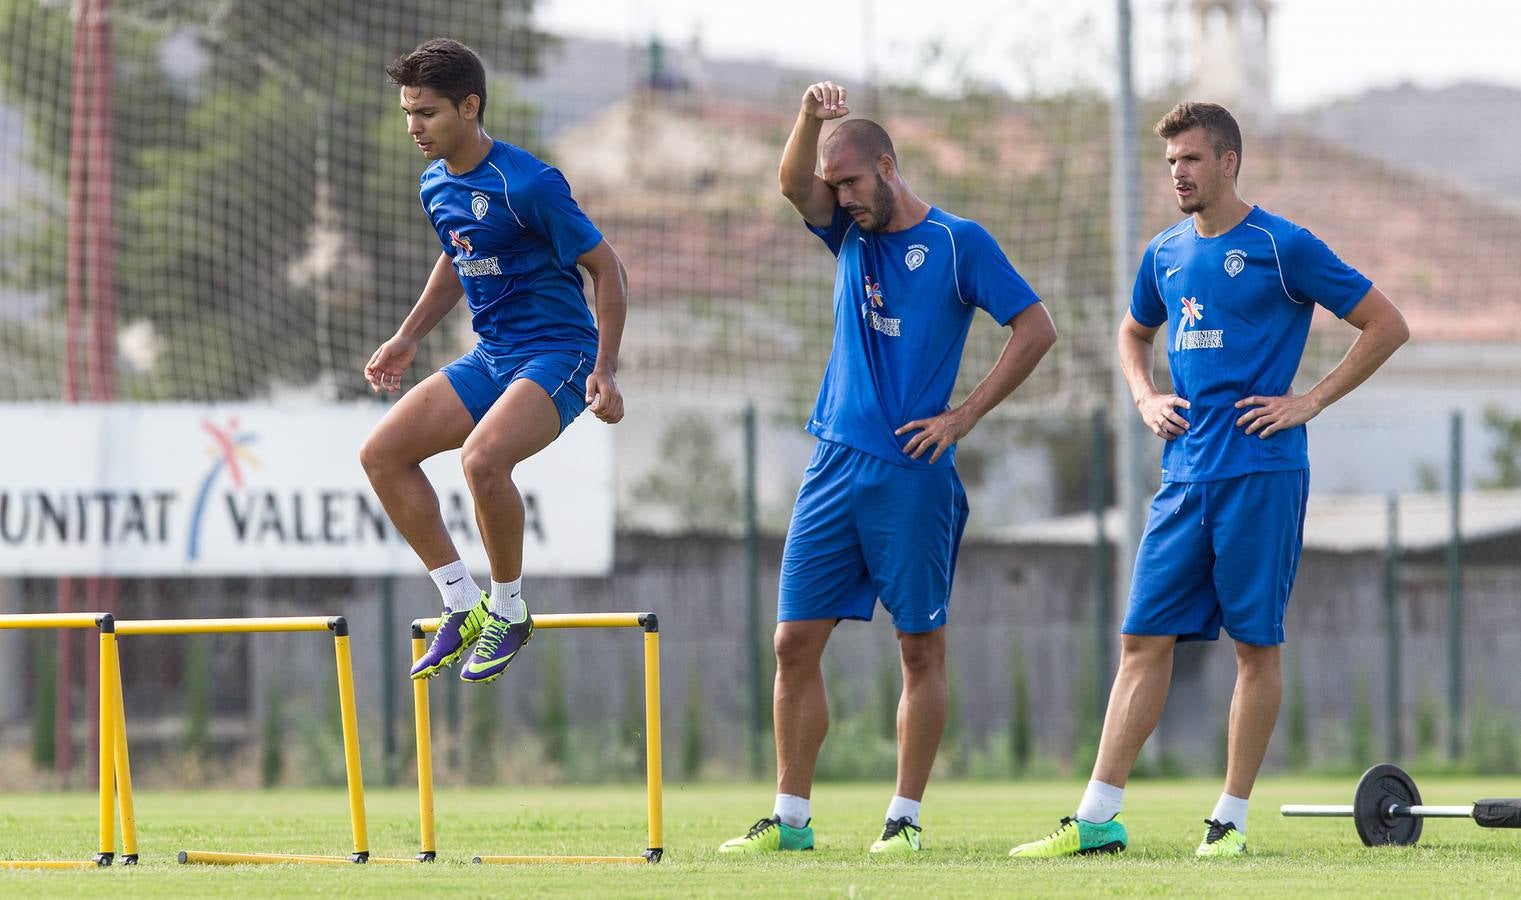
top-left (411, 611), bottom-right (665, 864)
top-left (149, 615), bottom-right (371, 865)
top-left (4, 613), bottom-right (365, 866)
top-left (0, 613), bottom-right (134, 868)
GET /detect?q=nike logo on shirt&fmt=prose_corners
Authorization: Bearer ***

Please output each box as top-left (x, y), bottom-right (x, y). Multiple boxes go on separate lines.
top-left (1165, 265), bottom-right (1183, 278)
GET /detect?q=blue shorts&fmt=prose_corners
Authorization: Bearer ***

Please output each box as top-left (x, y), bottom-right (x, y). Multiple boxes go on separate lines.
top-left (1123, 469), bottom-right (1309, 646)
top-left (778, 440), bottom-right (969, 634)
top-left (441, 345), bottom-right (591, 433)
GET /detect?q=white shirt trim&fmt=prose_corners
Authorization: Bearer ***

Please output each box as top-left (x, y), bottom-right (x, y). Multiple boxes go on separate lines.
top-left (1243, 222), bottom-right (1302, 305)
top-left (487, 161), bottom-right (525, 228)
top-left (1151, 219), bottom-right (1192, 301)
top-left (924, 218), bottom-right (966, 305)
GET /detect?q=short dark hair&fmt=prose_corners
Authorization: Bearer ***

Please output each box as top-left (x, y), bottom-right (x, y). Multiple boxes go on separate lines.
top-left (1155, 101), bottom-right (1243, 173)
top-left (387, 38), bottom-right (488, 120)
top-left (823, 119), bottom-right (897, 166)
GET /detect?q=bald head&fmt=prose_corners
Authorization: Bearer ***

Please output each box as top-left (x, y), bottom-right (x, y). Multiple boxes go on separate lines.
top-left (822, 119), bottom-right (896, 168)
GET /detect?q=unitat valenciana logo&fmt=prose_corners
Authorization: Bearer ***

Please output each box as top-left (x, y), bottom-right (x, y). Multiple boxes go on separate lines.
top-left (186, 418), bottom-right (259, 561)
top-left (1180, 296), bottom-right (1204, 326)
top-left (864, 275), bottom-right (884, 308)
top-left (449, 229), bottom-right (473, 256)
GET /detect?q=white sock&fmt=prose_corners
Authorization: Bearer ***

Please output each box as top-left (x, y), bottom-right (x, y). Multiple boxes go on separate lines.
top-left (1076, 780), bottom-right (1125, 823)
top-left (1211, 792), bottom-right (1249, 834)
top-left (773, 793), bottom-right (810, 828)
top-left (885, 795), bottom-right (921, 826)
top-left (429, 560), bottom-right (481, 613)
top-left (489, 577), bottom-right (526, 622)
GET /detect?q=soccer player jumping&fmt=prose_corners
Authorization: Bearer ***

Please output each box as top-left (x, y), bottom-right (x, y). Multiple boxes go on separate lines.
top-left (1010, 102), bottom-right (1407, 859)
top-left (359, 39), bottom-right (627, 685)
top-left (719, 81), bottom-right (1056, 856)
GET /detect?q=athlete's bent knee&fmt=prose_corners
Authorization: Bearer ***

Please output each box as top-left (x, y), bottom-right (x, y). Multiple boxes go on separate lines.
top-left (358, 433), bottom-right (393, 483)
top-left (459, 439), bottom-right (515, 491)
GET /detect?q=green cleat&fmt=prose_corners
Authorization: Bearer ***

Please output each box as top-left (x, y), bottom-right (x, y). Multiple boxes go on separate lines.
top-left (1008, 815), bottom-right (1127, 858)
top-left (868, 816), bottom-right (922, 855)
top-left (1196, 818), bottom-right (1246, 857)
top-left (718, 816), bottom-right (815, 854)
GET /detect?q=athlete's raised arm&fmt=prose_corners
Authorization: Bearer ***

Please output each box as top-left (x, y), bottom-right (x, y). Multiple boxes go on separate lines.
top-left (365, 251), bottom-right (464, 393)
top-left (780, 81), bottom-right (848, 227)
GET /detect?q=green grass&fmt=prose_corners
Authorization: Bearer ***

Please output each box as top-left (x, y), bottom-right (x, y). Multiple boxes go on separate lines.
top-left (3, 776), bottom-right (1520, 896)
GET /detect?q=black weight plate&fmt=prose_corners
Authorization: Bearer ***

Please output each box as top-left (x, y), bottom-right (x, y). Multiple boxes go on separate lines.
top-left (1353, 763), bottom-right (1423, 846)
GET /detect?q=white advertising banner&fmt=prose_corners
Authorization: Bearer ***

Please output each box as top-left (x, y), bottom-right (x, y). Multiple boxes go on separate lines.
top-left (0, 404), bottom-right (613, 576)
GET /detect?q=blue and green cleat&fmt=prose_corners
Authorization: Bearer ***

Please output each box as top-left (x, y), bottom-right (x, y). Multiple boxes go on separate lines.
top-left (459, 605), bottom-right (534, 684)
top-left (718, 816), bottom-right (815, 854)
top-left (1008, 814), bottom-right (1127, 857)
top-left (1195, 818), bottom-right (1246, 857)
top-left (409, 594), bottom-right (490, 679)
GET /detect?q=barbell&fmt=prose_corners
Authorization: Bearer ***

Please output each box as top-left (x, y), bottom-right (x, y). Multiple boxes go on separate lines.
top-left (1281, 763), bottom-right (1521, 846)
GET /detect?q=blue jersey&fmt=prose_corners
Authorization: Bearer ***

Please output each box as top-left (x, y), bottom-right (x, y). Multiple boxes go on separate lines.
top-left (1131, 206), bottom-right (1372, 482)
top-left (806, 206), bottom-right (1041, 468)
top-left (419, 141), bottom-right (602, 354)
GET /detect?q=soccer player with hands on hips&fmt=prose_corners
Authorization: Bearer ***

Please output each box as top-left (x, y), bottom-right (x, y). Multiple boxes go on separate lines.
top-left (719, 80), bottom-right (1057, 856)
top-left (1010, 102), bottom-right (1407, 860)
top-left (359, 39), bottom-right (626, 686)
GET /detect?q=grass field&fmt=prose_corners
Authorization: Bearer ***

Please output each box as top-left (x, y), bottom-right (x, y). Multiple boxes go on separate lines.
top-left (3, 776), bottom-right (1520, 896)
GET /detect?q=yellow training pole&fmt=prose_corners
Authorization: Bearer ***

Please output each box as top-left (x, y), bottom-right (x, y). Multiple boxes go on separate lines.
top-left (111, 642), bottom-right (138, 862)
top-left (115, 616), bottom-right (337, 635)
top-left (644, 627), bottom-right (664, 861)
top-left (474, 854), bottom-right (651, 864)
top-left (0, 613), bottom-right (110, 629)
top-left (332, 632), bottom-right (370, 861)
top-left (95, 629), bottom-right (119, 865)
top-left (413, 612), bottom-right (647, 634)
top-left (179, 850), bottom-right (362, 866)
top-left (411, 634), bottom-right (437, 862)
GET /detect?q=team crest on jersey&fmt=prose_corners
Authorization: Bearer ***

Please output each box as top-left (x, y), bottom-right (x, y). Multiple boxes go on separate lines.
top-left (470, 191), bottom-right (490, 221)
top-left (1224, 248), bottom-right (1246, 278)
top-left (448, 229), bottom-right (473, 256)
top-left (905, 243), bottom-right (928, 271)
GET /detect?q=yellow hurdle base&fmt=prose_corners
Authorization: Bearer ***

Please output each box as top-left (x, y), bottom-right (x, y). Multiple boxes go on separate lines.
top-left (178, 850), bottom-right (371, 865)
top-left (0, 859), bottom-right (111, 870)
top-left (473, 853), bottom-right (657, 865)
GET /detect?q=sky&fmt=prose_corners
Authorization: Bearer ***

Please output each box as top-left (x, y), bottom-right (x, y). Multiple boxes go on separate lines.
top-left (533, 0), bottom-right (1521, 110)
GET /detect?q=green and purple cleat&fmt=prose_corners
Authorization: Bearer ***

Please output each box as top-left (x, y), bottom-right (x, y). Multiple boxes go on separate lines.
top-left (410, 594), bottom-right (490, 679)
top-left (459, 605), bottom-right (535, 684)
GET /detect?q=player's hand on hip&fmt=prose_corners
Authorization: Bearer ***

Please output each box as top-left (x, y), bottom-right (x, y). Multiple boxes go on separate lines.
top-left (1235, 390), bottom-right (1321, 438)
top-left (585, 368), bottom-right (624, 424)
top-left (802, 81), bottom-right (850, 120)
top-left (364, 335), bottom-right (417, 394)
top-left (896, 407), bottom-right (974, 464)
top-left (1138, 391), bottom-right (1190, 440)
